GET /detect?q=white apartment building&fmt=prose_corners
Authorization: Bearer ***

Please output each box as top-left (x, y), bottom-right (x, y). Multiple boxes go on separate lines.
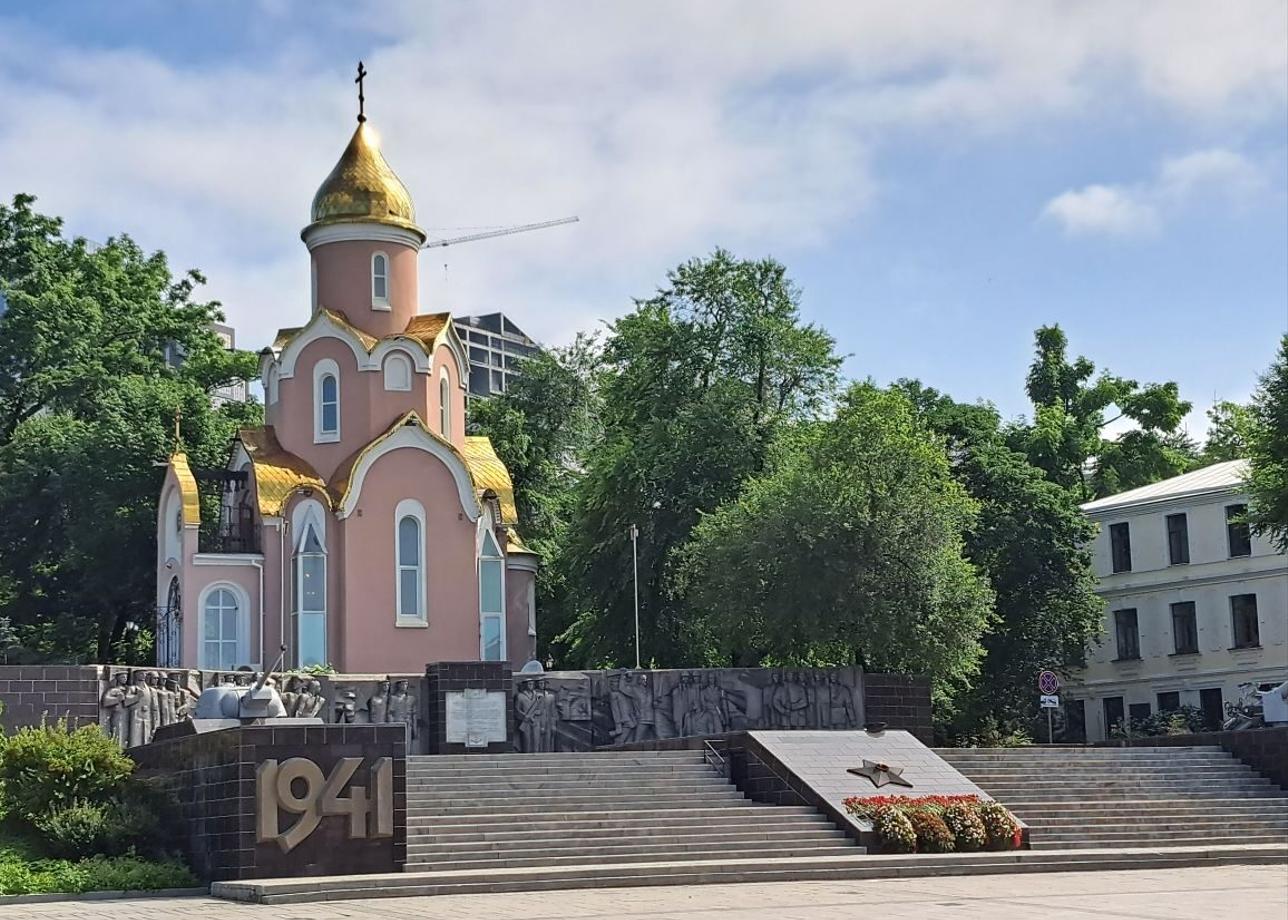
top-left (1067, 460), bottom-right (1288, 742)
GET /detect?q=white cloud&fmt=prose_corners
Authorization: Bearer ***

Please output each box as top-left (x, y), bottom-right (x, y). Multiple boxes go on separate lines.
top-left (1041, 148), bottom-right (1266, 237)
top-left (0, 2), bottom-right (1284, 350)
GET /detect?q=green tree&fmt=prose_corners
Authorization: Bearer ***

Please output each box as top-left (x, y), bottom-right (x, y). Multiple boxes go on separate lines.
top-left (1013, 324), bottom-right (1193, 499)
top-left (0, 194), bottom-right (259, 661)
top-left (1200, 400), bottom-right (1256, 463)
top-left (678, 384), bottom-right (993, 699)
top-left (1247, 334), bottom-right (1288, 550)
top-left (560, 249), bottom-right (840, 667)
top-left (895, 380), bottom-right (1103, 732)
top-left (468, 334), bottom-right (603, 659)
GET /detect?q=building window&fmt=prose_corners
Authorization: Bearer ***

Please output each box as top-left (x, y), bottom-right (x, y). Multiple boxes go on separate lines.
top-left (439, 370), bottom-right (451, 438)
top-left (384, 352), bottom-right (412, 391)
top-left (1103, 696), bottom-right (1125, 735)
top-left (1170, 601), bottom-right (1198, 654)
top-left (313, 359), bottom-right (340, 442)
top-left (291, 505), bottom-right (327, 668)
top-left (1113, 608), bottom-right (1140, 660)
top-left (1157, 691), bottom-right (1180, 713)
top-left (372, 252), bottom-right (389, 308)
top-left (1109, 522), bottom-right (1131, 573)
top-left (490, 369), bottom-right (505, 394)
top-left (1199, 688), bottom-right (1223, 730)
top-left (395, 499), bottom-right (425, 624)
top-left (1128, 702), bottom-right (1151, 724)
top-left (479, 530), bottom-right (505, 661)
top-left (1165, 513), bottom-right (1189, 565)
top-left (1230, 593), bottom-right (1260, 648)
top-left (266, 364), bottom-right (280, 405)
top-left (1226, 504), bottom-right (1252, 557)
top-left (201, 586), bottom-right (241, 670)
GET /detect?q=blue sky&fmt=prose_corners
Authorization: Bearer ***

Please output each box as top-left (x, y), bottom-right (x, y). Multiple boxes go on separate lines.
top-left (1, 1), bottom-right (1285, 434)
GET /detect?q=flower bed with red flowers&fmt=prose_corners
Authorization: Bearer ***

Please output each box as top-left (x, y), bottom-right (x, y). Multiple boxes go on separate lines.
top-left (843, 794), bottom-right (1022, 854)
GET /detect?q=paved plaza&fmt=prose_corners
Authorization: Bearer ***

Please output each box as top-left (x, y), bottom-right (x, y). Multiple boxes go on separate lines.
top-left (5, 866), bottom-right (1287, 920)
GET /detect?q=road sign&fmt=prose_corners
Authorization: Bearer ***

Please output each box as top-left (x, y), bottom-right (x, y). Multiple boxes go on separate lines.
top-left (1038, 670), bottom-right (1060, 695)
top-left (1039, 694), bottom-right (1060, 709)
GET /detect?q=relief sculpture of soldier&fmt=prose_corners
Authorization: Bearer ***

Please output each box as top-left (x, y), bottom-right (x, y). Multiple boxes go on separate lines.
top-left (698, 673), bottom-right (726, 734)
top-left (609, 673), bottom-right (639, 744)
top-left (100, 671), bottom-right (130, 746)
top-left (828, 672), bottom-right (857, 727)
top-left (367, 678), bottom-right (391, 724)
top-left (515, 678), bottom-right (539, 752)
top-left (538, 679), bottom-right (557, 752)
top-left (624, 672), bottom-right (655, 742)
top-left (388, 678), bottom-right (418, 741)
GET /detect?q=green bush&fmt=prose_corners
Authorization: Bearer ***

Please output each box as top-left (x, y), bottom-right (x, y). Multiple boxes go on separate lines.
top-left (32, 802), bottom-right (115, 859)
top-left (942, 802), bottom-right (988, 851)
top-left (871, 806), bottom-right (916, 853)
top-left (0, 721), bottom-right (134, 821)
top-left (0, 850), bottom-right (196, 895)
top-left (979, 801), bottom-right (1021, 849)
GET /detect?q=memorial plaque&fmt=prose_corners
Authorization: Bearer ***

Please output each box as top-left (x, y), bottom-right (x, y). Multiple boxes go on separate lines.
top-left (445, 688), bottom-right (508, 747)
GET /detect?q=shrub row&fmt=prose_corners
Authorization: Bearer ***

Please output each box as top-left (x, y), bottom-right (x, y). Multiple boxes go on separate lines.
top-left (844, 794), bottom-right (1022, 854)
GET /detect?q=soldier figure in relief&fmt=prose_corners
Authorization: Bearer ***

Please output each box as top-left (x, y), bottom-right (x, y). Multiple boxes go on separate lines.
top-left (388, 678), bottom-right (417, 740)
top-left (515, 679), bottom-right (539, 752)
top-left (368, 678), bottom-right (391, 724)
top-left (100, 672), bottom-right (130, 745)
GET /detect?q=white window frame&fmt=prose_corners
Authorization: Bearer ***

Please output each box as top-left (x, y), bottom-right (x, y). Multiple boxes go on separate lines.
top-left (371, 251), bottom-right (390, 310)
top-left (439, 367), bottom-right (452, 438)
top-left (478, 528), bottom-right (506, 661)
top-left (384, 351), bottom-right (412, 392)
top-left (198, 582), bottom-right (249, 670)
top-left (163, 487), bottom-right (181, 562)
top-left (266, 363), bottom-right (280, 405)
top-left (291, 500), bottom-right (328, 668)
top-left (313, 358), bottom-right (341, 443)
top-left (394, 498), bottom-right (427, 626)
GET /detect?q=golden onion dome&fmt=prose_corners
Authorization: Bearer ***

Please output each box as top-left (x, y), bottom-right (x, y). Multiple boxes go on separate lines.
top-left (308, 121), bottom-right (424, 238)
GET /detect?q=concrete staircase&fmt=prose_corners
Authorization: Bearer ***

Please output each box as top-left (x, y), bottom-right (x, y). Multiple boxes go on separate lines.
top-left (936, 745), bottom-right (1288, 849)
top-left (403, 749), bottom-right (859, 872)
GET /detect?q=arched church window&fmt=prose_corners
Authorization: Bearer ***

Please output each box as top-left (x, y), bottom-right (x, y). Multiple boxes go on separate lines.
top-left (384, 352), bottom-right (412, 391)
top-left (291, 502), bottom-right (327, 667)
top-left (395, 499), bottom-right (426, 624)
top-left (201, 586), bottom-right (241, 670)
top-left (479, 530), bottom-right (505, 661)
top-left (266, 364), bottom-right (280, 405)
top-left (313, 359), bottom-right (340, 443)
top-left (439, 368), bottom-right (451, 439)
top-left (372, 252), bottom-right (389, 309)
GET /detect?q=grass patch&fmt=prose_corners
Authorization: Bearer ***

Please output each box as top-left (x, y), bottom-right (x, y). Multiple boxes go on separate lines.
top-left (0, 825), bottom-right (196, 896)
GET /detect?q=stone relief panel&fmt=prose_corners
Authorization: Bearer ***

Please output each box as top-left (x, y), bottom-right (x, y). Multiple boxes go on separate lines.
top-left (513, 666), bottom-right (864, 752)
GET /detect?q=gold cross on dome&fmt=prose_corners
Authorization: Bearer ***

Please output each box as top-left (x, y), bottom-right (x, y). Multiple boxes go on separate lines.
top-left (355, 60), bottom-right (368, 123)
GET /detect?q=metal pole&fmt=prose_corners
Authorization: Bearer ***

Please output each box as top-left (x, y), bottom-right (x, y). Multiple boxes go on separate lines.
top-left (1047, 708), bottom-right (1054, 745)
top-left (630, 523), bottom-right (640, 669)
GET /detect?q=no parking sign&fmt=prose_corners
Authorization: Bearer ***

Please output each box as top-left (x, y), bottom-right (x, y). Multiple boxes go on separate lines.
top-left (1038, 670), bottom-right (1061, 695)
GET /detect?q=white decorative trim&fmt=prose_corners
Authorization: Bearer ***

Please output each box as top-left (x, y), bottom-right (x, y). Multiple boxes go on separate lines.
top-left (371, 338), bottom-right (431, 375)
top-left (478, 528), bottom-right (507, 662)
top-left (383, 351), bottom-right (414, 392)
top-left (277, 315), bottom-right (369, 380)
top-left (338, 423), bottom-right (480, 522)
top-left (313, 358), bottom-right (341, 443)
top-left (371, 250), bottom-right (391, 311)
top-left (292, 499), bottom-right (328, 551)
top-left (197, 581), bottom-right (251, 669)
top-left (302, 221), bottom-right (425, 250)
top-left (438, 366), bottom-right (452, 438)
top-left (394, 498), bottom-right (427, 626)
top-left (192, 554), bottom-right (265, 566)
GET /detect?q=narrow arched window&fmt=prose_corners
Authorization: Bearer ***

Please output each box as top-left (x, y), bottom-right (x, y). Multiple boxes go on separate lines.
top-left (439, 369), bottom-right (451, 439)
top-left (202, 587), bottom-right (241, 670)
top-left (372, 252), bottom-right (389, 308)
top-left (266, 364), bottom-right (280, 405)
top-left (291, 505), bottom-right (327, 667)
top-left (384, 352), bottom-right (412, 391)
top-left (395, 499), bottom-right (426, 624)
top-left (314, 359), bottom-right (340, 442)
top-left (479, 530), bottom-right (505, 661)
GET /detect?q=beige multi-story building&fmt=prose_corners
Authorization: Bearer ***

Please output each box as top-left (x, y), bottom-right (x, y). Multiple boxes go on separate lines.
top-left (1067, 460), bottom-right (1288, 742)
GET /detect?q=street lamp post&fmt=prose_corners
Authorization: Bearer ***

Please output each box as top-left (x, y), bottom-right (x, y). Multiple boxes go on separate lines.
top-left (630, 522), bottom-right (640, 669)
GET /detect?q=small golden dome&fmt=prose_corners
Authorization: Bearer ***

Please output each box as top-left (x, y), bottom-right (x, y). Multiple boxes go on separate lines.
top-left (309, 122), bottom-right (424, 238)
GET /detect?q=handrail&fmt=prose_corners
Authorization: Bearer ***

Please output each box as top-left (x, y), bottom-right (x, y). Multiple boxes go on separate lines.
top-left (702, 739), bottom-right (729, 777)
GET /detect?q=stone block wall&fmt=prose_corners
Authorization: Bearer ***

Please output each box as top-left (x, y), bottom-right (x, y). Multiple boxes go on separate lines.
top-left (130, 723), bottom-right (407, 881)
top-left (0, 665), bottom-right (103, 734)
top-left (861, 673), bottom-right (933, 744)
top-left (423, 661), bottom-right (514, 754)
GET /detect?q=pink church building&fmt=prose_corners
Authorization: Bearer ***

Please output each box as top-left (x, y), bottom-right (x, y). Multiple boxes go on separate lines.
top-left (155, 108), bottom-right (538, 675)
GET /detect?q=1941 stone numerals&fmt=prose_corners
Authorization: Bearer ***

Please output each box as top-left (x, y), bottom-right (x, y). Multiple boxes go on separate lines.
top-left (256, 756), bottom-right (394, 853)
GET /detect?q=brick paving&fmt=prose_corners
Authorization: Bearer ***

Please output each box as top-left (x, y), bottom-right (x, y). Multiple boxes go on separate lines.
top-left (4, 865), bottom-right (1287, 920)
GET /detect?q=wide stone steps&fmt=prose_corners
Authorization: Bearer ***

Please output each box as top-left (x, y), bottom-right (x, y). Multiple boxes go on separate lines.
top-left (213, 844), bottom-right (1288, 903)
top-left (408, 826), bottom-right (845, 853)
top-left (408, 794), bottom-right (752, 816)
top-left (405, 805), bottom-right (824, 832)
top-left (406, 777), bottom-right (733, 794)
top-left (940, 744), bottom-right (1288, 851)
top-left (406, 839), bottom-right (861, 872)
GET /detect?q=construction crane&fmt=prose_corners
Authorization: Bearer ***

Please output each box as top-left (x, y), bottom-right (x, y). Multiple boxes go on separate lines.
top-left (422, 216), bottom-right (579, 249)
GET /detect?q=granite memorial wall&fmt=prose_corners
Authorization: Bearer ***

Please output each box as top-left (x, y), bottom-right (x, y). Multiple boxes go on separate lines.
top-left (513, 666), bottom-right (867, 752)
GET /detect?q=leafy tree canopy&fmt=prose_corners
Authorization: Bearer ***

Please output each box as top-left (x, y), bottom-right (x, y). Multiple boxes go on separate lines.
top-left (1200, 400), bottom-right (1256, 464)
top-left (558, 249), bottom-right (841, 667)
top-left (1011, 324), bottom-right (1193, 500)
top-left (1247, 334), bottom-right (1288, 550)
top-left (678, 383), bottom-right (994, 700)
top-left (0, 194), bottom-right (259, 661)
